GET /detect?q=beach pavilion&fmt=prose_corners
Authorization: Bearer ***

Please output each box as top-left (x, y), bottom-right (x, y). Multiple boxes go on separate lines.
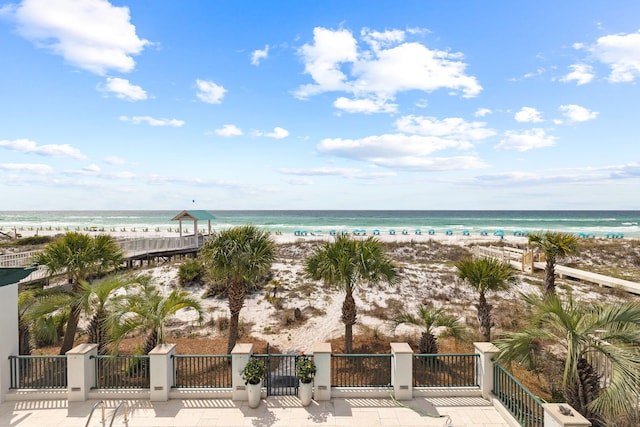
top-left (171, 210), bottom-right (216, 237)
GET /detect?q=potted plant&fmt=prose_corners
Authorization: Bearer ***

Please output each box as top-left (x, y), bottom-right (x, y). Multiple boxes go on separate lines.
top-left (241, 357), bottom-right (265, 408)
top-left (295, 353), bottom-right (316, 406)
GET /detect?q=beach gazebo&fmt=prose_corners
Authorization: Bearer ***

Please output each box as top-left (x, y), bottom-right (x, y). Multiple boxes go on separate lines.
top-left (171, 210), bottom-right (216, 237)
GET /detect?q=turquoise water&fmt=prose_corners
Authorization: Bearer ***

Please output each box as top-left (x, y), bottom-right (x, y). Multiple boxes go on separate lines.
top-left (0, 210), bottom-right (639, 238)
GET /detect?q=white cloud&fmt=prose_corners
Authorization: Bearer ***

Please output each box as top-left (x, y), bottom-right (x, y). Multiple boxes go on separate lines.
top-left (464, 162), bottom-right (640, 187)
top-left (83, 164), bottom-right (101, 173)
top-left (0, 163), bottom-right (54, 174)
top-left (279, 167), bottom-right (395, 179)
top-left (474, 108), bottom-right (492, 117)
top-left (514, 107), bottom-right (543, 123)
top-left (251, 45), bottom-right (269, 66)
top-left (295, 26), bottom-right (481, 111)
top-left (119, 115), bottom-right (184, 127)
top-left (214, 124), bottom-right (243, 137)
top-left (315, 115), bottom-right (494, 171)
top-left (333, 96), bottom-right (397, 114)
top-left (251, 127), bottom-right (290, 139)
top-left (395, 116), bottom-right (495, 141)
top-left (578, 30), bottom-right (640, 82)
top-left (10, 0), bottom-right (149, 75)
top-left (99, 77), bottom-right (147, 101)
top-left (559, 104), bottom-right (598, 123)
top-left (0, 138), bottom-right (86, 159)
top-left (196, 79), bottom-right (226, 104)
top-left (561, 64), bottom-right (594, 85)
top-left (103, 156), bottom-right (126, 165)
top-left (495, 128), bottom-right (556, 151)
top-left (361, 28), bottom-right (405, 51)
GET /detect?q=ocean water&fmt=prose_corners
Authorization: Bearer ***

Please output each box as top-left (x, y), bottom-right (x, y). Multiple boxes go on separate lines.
top-left (0, 210), bottom-right (639, 238)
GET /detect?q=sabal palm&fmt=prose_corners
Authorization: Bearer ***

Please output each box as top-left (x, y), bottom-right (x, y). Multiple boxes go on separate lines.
top-left (200, 225), bottom-right (276, 354)
top-left (32, 232), bottom-right (124, 354)
top-left (305, 235), bottom-right (399, 353)
top-left (528, 231), bottom-right (579, 295)
top-left (456, 257), bottom-right (516, 341)
top-left (395, 305), bottom-right (464, 354)
top-left (495, 293), bottom-right (640, 426)
top-left (109, 280), bottom-right (204, 354)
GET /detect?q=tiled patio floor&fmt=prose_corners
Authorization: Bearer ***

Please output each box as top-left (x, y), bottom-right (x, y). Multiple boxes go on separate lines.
top-left (0, 396), bottom-right (512, 427)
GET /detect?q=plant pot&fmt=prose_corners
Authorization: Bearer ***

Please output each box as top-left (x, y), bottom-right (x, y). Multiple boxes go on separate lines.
top-left (299, 381), bottom-right (313, 406)
top-left (247, 381), bottom-right (262, 408)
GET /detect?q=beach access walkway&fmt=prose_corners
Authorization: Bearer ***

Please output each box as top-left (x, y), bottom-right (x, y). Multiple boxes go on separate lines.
top-left (473, 245), bottom-right (640, 295)
top-left (0, 396), bottom-right (511, 427)
top-left (0, 236), bottom-right (208, 284)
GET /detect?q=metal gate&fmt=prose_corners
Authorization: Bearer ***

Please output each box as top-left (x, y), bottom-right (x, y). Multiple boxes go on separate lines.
top-left (253, 353), bottom-right (300, 396)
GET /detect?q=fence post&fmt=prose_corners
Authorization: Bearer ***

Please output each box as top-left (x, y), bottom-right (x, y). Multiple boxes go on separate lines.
top-left (66, 343), bottom-right (98, 402)
top-left (543, 403), bottom-right (592, 427)
top-left (390, 343), bottom-right (413, 400)
top-left (312, 343), bottom-right (331, 401)
top-left (231, 343), bottom-right (253, 401)
top-left (149, 343), bottom-right (176, 402)
top-left (474, 342), bottom-right (499, 399)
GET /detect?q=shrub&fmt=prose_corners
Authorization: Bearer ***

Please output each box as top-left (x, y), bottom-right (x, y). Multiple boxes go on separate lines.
top-left (241, 358), bottom-right (266, 385)
top-left (178, 259), bottom-right (204, 286)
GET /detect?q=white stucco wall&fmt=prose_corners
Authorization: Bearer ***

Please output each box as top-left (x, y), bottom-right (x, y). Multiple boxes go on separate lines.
top-left (0, 283), bottom-right (19, 402)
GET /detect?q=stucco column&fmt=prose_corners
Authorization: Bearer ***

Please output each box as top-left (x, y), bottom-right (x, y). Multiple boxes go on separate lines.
top-left (66, 343), bottom-right (98, 402)
top-left (474, 342), bottom-right (499, 399)
top-left (231, 343), bottom-right (253, 401)
top-left (543, 404), bottom-right (592, 427)
top-left (312, 343), bottom-right (331, 401)
top-left (149, 343), bottom-right (176, 401)
top-left (391, 343), bottom-right (413, 400)
top-left (0, 282), bottom-right (18, 403)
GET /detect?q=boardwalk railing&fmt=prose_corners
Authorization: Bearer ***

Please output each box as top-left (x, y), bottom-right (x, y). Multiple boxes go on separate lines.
top-left (118, 236), bottom-right (202, 257)
top-left (8, 355), bottom-right (67, 389)
top-left (0, 250), bottom-right (41, 268)
top-left (493, 363), bottom-right (544, 427)
top-left (92, 355), bottom-right (150, 389)
top-left (413, 354), bottom-right (479, 387)
top-left (331, 354), bottom-right (392, 387)
top-left (172, 355), bottom-right (232, 388)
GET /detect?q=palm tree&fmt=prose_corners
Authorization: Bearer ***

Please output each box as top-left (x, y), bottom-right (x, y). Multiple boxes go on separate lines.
top-left (456, 257), bottom-right (517, 342)
top-left (528, 231), bottom-right (579, 295)
top-left (32, 232), bottom-right (124, 354)
top-left (395, 305), bottom-right (464, 354)
top-left (109, 280), bottom-right (204, 354)
top-left (305, 235), bottom-right (399, 353)
top-left (199, 225), bottom-right (276, 354)
top-left (495, 293), bottom-right (640, 426)
top-left (80, 276), bottom-right (132, 354)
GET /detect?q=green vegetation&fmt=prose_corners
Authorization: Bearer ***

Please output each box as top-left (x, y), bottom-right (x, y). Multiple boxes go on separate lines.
top-left (528, 231), bottom-right (580, 295)
top-left (200, 225), bottom-right (276, 354)
top-left (33, 232), bottom-right (124, 354)
top-left (496, 293), bottom-right (640, 426)
top-left (456, 257), bottom-right (517, 341)
top-left (395, 305), bottom-right (464, 354)
top-left (305, 234), bottom-right (399, 353)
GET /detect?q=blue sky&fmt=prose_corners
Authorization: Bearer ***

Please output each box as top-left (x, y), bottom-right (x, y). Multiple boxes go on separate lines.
top-left (1, 0), bottom-right (640, 210)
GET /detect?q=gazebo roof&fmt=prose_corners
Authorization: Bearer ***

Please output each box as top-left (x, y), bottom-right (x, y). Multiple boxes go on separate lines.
top-left (0, 267), bottom-right (36, 287)
top-left (171, 210), bottom-right (217, 222)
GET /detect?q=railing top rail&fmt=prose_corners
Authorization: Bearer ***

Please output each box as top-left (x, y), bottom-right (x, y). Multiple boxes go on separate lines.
top-left (91, 354), bottom-right (149, 359)
top-left (495, 363), bottom-right (544, 404)
top-left (172, 354), bottom-right (231, 358)
top-left (414, 353), bottom-right (478, 357)
top-left (9, 354), bottom-right (67, 359)
top-left (331, 353), bottom-right (393, 357)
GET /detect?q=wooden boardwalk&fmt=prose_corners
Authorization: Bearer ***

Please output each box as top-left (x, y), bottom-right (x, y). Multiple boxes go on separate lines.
top-left (473, 245), bottom-right (640, 295)
top-left (0, 236), bottom-right (208, 284)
